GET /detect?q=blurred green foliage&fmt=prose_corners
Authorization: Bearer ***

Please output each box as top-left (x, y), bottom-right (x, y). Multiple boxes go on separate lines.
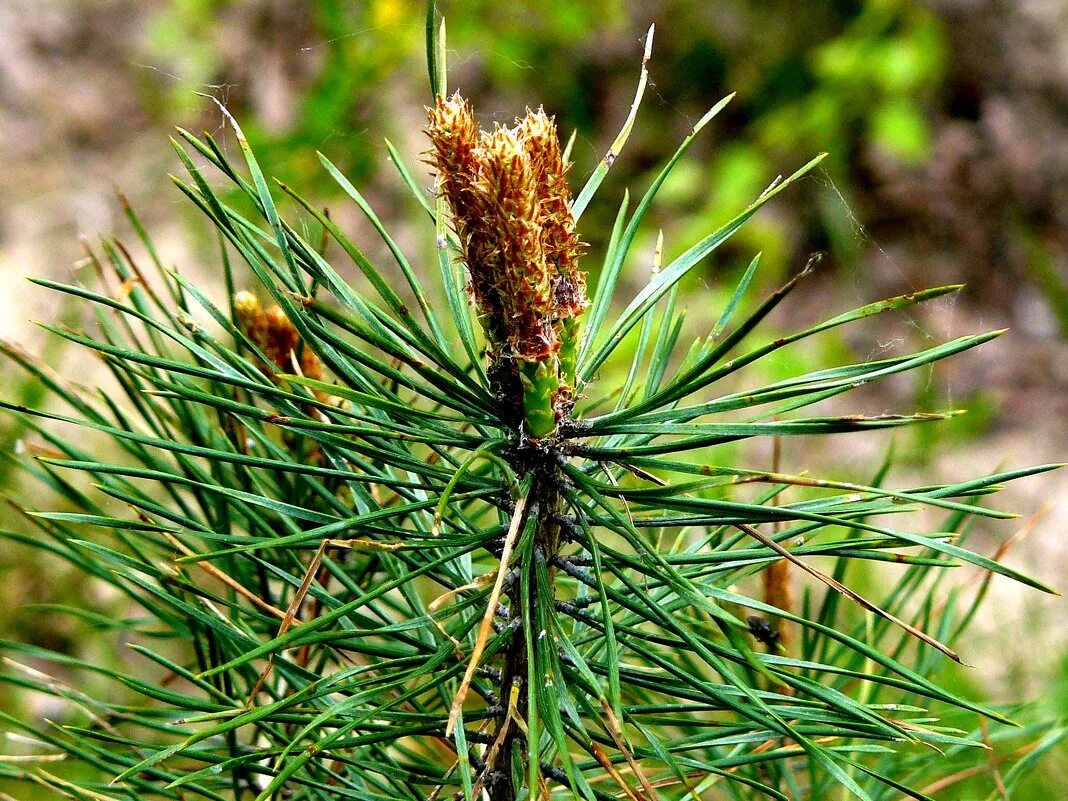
top-left (141, 0), bottom-right (945, 278)
top-left (147, 0), bottom-right (421, 181)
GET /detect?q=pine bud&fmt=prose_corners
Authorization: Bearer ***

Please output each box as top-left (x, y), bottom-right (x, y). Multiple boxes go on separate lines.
top-left (233, 293), bottom-right (323, 384)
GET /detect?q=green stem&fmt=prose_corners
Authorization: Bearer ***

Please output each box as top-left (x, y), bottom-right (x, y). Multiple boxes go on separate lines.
top-left (519, 359), bottom-right (560, 439)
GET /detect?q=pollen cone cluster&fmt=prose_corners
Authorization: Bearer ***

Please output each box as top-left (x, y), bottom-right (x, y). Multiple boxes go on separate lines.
top-left (233, 291), bottom-right (324, 384)
top-left (426, 92), bottom-right (587, 438)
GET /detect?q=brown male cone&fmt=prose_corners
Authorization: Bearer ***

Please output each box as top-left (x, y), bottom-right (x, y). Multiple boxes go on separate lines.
top-left (426, 93), bottom-right (587, 437)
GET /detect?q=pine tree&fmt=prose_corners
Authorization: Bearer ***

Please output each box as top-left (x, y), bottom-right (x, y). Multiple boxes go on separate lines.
top-left (0, 8), bottom-right (1061, 801)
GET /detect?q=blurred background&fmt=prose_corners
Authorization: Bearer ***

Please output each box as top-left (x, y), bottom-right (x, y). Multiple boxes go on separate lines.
top-left (1, 0), bottom-right (1066, 793)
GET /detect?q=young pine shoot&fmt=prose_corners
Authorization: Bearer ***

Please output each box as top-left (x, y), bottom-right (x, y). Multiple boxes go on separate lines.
top-left (0, 8), bottom-right (1062, 801)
